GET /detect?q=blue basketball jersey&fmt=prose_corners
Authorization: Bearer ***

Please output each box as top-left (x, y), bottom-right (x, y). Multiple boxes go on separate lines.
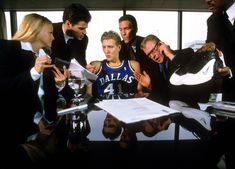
top-left (93, 60), bottom-right (138, 99)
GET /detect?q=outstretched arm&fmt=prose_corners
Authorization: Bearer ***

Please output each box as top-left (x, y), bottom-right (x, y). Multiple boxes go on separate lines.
top-left (134, 70), bottom-right (151, 89)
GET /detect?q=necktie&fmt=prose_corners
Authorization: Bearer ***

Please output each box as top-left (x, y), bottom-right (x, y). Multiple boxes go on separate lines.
top-left (162, 64), bottom-right (167, 80)
top-left (66, 39), bottom-right (72, 59)
top-left (160, 63), bottom-right (167, 80)
top-left (67, 38), bottom-right (73, 45)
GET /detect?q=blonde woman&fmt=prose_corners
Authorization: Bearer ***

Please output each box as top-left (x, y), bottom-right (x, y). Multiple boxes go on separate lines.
top-left (0, 13), bottom-right (68, 166)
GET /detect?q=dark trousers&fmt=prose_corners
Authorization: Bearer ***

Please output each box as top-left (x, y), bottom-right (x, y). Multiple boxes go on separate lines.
top-left (207, 118), bottom-right (235, 169)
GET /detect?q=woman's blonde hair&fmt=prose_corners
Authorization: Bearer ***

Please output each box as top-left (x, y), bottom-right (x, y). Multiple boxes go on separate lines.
top-left (12, 13), bottom-right (52, 42)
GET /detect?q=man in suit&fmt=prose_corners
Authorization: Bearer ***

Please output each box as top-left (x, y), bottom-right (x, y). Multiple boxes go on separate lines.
top-left (51, 3), bottom-right (91, 102)
top-left (206, 0), bottom-right (235, 102)
top-left (134, 34), bottom-right (199, 106)
top-left (118, 14), bottom-right (157, 99)
top-left (119, 14), bottom-right (147, 63)
top-left (205, 1), bottom-right (235, 168)
top-left (51, 3), bottom-right (91, 67)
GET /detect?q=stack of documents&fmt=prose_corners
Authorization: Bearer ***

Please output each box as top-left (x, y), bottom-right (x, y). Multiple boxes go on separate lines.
top-left (95, 98), bottom-right (180, 124)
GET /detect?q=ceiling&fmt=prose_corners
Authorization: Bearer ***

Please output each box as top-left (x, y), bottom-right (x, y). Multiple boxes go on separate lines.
top-left (0, 0), bottom-right (209, 11)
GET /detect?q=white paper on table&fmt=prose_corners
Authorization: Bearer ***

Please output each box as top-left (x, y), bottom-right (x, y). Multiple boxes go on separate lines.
top-left (95, 97), bottom-right (180, 124)
top-left (69, 59), bottom-right (98, 85)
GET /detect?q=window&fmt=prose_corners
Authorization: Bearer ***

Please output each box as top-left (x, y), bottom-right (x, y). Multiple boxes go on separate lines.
top-left (86, 11), bottom-right (122, 63)
top-left (10, 10), bottom-right (212, 63)
top-left (4, 12), bottom-right (11, 39)
top-left (16, 11), bottom-right (63, 27)
top-left (127, 11), bottom-right (178, 49)
top-left (182, 12), bottom-right (211, 50)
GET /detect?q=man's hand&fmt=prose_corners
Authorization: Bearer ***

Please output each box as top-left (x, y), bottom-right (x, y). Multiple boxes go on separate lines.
top-left (158, 42), bottom-right (175, 60)
top-left (134, 70), bottom-right (151, 88)
top-left (52, 65), bottom-right (69, 87)
top-left (86, 64), bottom-right (96, 73)
top-left (198, 42), bottom-right (216, 52)
top-left (218, 67), bottom-right (231, 77)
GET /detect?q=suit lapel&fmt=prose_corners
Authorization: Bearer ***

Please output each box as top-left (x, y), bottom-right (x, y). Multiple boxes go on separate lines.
top-left (43, 68), bottom-right (57, 122)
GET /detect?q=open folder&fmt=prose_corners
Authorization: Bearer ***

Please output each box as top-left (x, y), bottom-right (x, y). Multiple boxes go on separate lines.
top-left (95, 98), bottom-right (180, 124)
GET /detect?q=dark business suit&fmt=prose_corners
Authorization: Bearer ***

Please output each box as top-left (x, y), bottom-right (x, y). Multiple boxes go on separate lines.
top-left (120, 35), bottom-right (147, 64)
top-left (120, 35), bottom-right (166, 104)
top-left (51, 22), bottom-right (89, 102)
top-left (0, 40), bottom-right (57, 157)
top-left (147, 48), bottom-right (199, 107)
top-left (51, 22), bottom-right (88, 67)
top-left (206, 8), bottom-right (235, 169)
top-left (206, 10), bottom-right (235, 102)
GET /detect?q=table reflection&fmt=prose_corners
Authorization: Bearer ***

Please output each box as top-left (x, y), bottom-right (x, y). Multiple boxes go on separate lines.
top-left (24, 95), bottom-right (234, 169)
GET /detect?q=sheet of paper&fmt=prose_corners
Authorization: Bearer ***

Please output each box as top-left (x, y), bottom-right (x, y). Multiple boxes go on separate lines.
top-left (69, 58), bottom-right (98, 85)
top-left (95, 98), bottom-right (180, 124)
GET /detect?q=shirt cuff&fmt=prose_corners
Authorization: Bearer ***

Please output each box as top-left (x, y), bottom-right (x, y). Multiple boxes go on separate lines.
top-left (30, 67), bottom-right (41, 81)
top-left (229, 68), bottom-right (233, 79)
top-left (56, 81), bottom-right (66, 92)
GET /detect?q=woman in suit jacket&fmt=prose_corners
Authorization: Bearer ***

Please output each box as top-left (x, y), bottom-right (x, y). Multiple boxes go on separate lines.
top-left (0, 13), bottom-right (67, 165)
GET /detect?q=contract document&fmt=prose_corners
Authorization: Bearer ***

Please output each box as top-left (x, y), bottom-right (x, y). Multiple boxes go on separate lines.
top-left (95, 98), bottom-right (180, 124)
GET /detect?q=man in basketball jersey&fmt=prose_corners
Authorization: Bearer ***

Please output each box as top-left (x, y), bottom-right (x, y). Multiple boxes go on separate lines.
top-left (87, 30), bottom-right (144, 100)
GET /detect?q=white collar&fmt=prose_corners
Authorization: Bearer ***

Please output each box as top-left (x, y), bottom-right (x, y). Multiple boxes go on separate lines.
top-left (227, 2), bottom-right (235, 25)
top-left (20, 41), bottom-right (46, 56)
top-left (62, 24), bottom-right (74, 44)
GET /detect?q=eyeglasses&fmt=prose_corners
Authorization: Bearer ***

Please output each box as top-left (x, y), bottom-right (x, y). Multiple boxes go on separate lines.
top-left (146, 41), bottom-right (160, 57)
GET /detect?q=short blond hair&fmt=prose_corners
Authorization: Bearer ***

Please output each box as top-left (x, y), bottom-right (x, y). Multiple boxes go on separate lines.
top-left (101, 30), bottom-right (121, 46)
top-left (140, 34), bottom-right (161, 50)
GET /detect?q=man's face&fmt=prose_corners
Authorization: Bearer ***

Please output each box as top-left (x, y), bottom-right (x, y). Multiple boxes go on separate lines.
top-left (68, 21), bottom-right (88, 40)
top-left (119, 20), bottom-right (133, 43)
top-left (103, 114), bottom-right (119, 134)
top-left (205, 0), bottom-right (227, 12)
top-left (102, 39), bottom-right (121, 62)
top-left (143, 41), bottom-right (164, 64)
top-left (205, 0), bottom-right (216, 11)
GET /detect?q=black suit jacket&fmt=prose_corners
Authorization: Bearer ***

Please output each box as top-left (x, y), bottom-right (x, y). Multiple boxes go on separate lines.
top-left (0, 39), bottom-right (57, 144)
top-left (51, 23), bottom-right (89, 102)
top-left (147, 48), bottom-right (202, 106)
top-left (120, 35), bottom-right (165, 103)
top-left (206, 10), bottom-right (235, 101)
top-left (51, 22), bottom-right (88, 67)
top-left (169, 48), bottom-right (219, 107)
